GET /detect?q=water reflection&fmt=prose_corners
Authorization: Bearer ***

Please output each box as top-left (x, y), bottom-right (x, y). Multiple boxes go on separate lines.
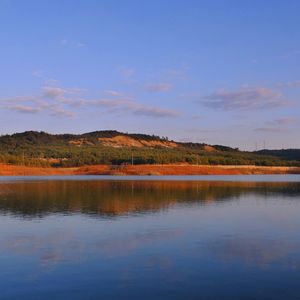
top-left (207, 238), bottom-right (298, 267)
top-left (0, 180), bottom-right (299, 218)
top-left (1, 180), bottom-right (300, 299)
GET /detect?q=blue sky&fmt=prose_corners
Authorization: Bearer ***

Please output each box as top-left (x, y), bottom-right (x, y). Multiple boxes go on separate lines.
top-left (1, 0), bottom-right (299, 149)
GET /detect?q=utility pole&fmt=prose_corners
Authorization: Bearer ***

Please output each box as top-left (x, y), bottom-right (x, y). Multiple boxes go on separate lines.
top-left (22, 151), bottom-right (25, 176)
top-left (131, 151), bottom-right (134, 166)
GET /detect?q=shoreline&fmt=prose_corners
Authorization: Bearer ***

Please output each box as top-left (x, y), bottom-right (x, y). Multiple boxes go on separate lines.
top-left (1, 164), bottom-right (300, 176)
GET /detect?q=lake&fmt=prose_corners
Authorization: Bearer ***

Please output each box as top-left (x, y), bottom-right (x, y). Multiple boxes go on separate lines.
top-left (1, 175), bottom-right (300, 299)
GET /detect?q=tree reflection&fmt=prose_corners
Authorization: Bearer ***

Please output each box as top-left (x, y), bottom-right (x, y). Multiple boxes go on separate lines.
top-left (0, 180), bottom-right (299, 218)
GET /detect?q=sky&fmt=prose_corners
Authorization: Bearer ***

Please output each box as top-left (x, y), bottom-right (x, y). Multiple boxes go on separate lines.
top-left (0, 0), bottom-right (299, 150)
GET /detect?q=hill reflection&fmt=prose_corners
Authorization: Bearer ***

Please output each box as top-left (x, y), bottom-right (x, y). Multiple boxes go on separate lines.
top-left (0, 180), bottom-right (299, 218)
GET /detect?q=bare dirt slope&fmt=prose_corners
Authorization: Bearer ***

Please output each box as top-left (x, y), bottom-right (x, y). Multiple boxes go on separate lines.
top-left (97, 135), bottom-right (178, 148)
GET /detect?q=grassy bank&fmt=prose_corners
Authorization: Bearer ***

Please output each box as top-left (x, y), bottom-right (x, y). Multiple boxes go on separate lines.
top-left (1, 164), bottom-right (300, 176)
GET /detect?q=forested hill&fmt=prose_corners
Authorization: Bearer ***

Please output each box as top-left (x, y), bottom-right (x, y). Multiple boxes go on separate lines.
top-left (0, 131), bottom-right (299, 167)
top-left (255, 149), bottom-right (300, 161)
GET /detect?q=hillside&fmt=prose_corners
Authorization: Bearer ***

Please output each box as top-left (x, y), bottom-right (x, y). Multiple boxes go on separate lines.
top-left (0, 130), bottom-right (299, 167)
top-left (256, 149), bottom-right (300, 161)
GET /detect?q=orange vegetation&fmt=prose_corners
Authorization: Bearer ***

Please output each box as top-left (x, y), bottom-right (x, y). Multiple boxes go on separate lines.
top-left (0, 164), bottom-right (300, 176)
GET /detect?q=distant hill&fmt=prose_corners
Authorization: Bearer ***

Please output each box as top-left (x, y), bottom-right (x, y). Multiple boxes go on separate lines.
top-left (0, 131), bottom-right (299, 167)
top-left (255, 149), bottom-right (300, 161)
top-left (0, 130), bottom-right (174, 148)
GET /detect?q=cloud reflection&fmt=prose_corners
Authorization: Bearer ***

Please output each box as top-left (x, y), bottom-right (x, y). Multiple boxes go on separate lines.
top-left (207, 237), bottom-right (299, 267)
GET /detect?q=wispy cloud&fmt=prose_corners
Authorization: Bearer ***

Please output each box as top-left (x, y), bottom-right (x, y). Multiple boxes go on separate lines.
top-left (93, 98), bottom-right (179, 118)
top-left (203, 87), bottom-right (286, 111)
top-left (278, 50), bottom-right (300, 59)
top-left (32, 70), bottom-right (44, 78)
top-left (277, 80), bottom-right (300, 89)
top-left (164, 68), bottom-right (186, 80)
top-left (133, 106), bottom-right (179, 117)
top-left (184, 128), bottom-right (222, 133)
top-left (1, 96), bottom-right (37, 104)
top-left (42, 86), bottom-right (87, 106)
top-left (7, 105), bottom-right (41, 114)
top-left (254, 127), bottom-right (288, 133)
top-left (60, 39), bottom-right (86, 48)
top-left (43, 86), bottom-right (66, 99)
top-left (61, 39), bottom-right (68, 46)
top-left (119, 67), bottom-right (136, 83)
top-left (1, 85), bottom-right (179, 119)
top-left (104, 90), bottom-right (129, 98)
top-left (254, 117), bottom-right (296, 133)
top-left (145, 83), bottom-right (172, 93)
top-left (50, 107), bottom-right (75, 117)
top-left (3, 99), bottom-right (75, 118)
top-left (266, 117), bottom-right (296, 126)
top-left (76, 42), bottom-right (86, 48)
top-left (43, 86), bottom-right (87, 97)
top-left (191, 115), bottom-right (202, 120)
top-left (0, 85), bottom-right (84, 118)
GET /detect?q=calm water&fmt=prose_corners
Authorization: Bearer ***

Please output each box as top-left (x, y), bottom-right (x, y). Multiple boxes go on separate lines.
top-left (1, 176), bottom-right (300, 300)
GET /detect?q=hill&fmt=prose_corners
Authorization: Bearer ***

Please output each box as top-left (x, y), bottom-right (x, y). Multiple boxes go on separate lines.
top-left (0, 130), bottom-right (299, 167)
top-left (255, 149), bottom-right (300, 161)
